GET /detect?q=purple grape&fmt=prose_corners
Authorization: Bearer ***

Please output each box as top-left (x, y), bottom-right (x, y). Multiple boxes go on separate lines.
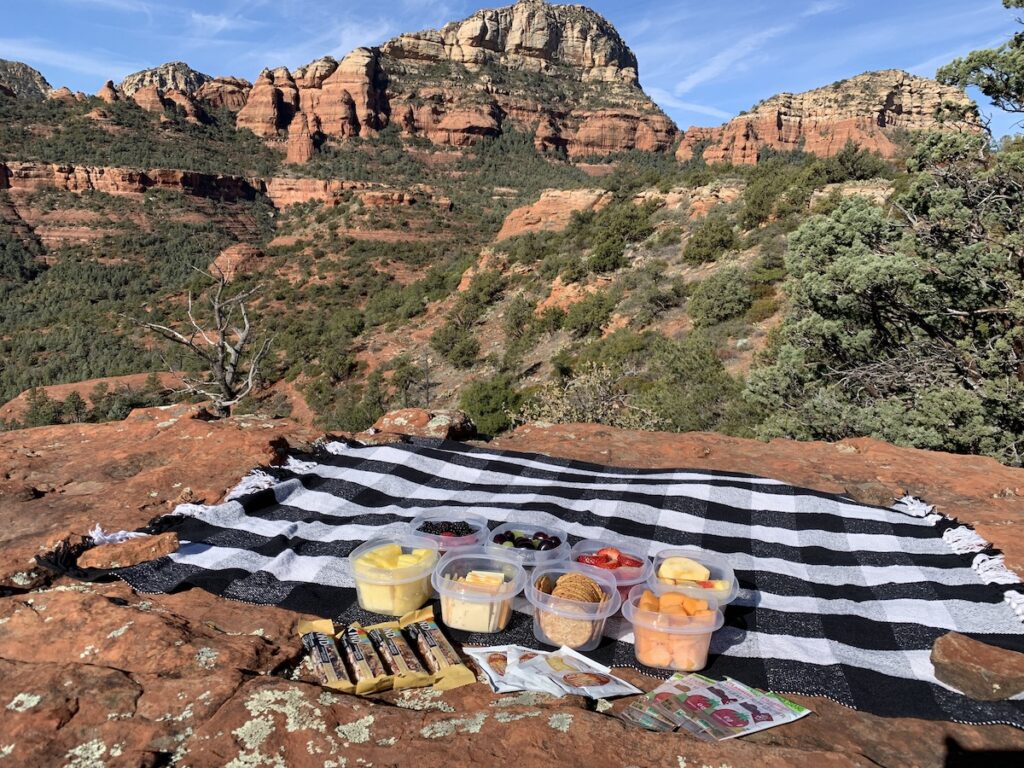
top-left (514, 537), bottom-right (535, 549)
top-left (533, 531), bottom-right (549, 540)
top-left (536, 539), bottom-right (557, 551)
top-left (547, 537), bottom-right (561, 547)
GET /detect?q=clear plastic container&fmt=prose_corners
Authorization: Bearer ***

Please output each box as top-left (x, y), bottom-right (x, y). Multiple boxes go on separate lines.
top-left (409, 510), bottom-right (489, 554)
top-left (526, 562), bottom-right (621, 651)
top-left (650, 547), bottom-right (739, 605)
top-left (570, 538), bottom-right (653, 599)
top-left (483, 521), bottom-right (570, 568)
top-left (349, 535), bottom-right (439, 616)
top-left (432, 548), bottom-right (527, 633)
top-left (623, 584), bottom-right (724, 671)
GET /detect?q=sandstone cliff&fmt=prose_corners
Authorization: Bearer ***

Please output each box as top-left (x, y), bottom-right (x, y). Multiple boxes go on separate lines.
top-left (118, 61), bottom-right (212, 97)
top-left (677, 69), bottom-right (978, 164)
top-left (0, 59), bottom-right (52, 100)
top-left (235, 0), bottom-right (676, 158)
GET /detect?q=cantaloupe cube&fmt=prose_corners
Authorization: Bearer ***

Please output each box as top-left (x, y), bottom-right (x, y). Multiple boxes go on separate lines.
top-left (638, 590), bottom-right (659, 612)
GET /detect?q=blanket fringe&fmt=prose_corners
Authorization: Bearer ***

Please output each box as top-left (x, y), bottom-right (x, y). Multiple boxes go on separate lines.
top-left (973, 553), bottom-right (1022, 585)
top-left (891, 495), bottom-right (942, 525)
top-left (88, 524), bottom-right (147, 546)
top-left (225, 469), bottom-right (277, 500)
top-left (1006, 591), bottom-right (1024, 622)
top-left (942, 525), bottom-right (990, 555)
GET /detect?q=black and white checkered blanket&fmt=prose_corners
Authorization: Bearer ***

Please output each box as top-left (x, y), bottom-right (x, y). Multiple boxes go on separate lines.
top-left (118, 437), bottom-right (1024, 727)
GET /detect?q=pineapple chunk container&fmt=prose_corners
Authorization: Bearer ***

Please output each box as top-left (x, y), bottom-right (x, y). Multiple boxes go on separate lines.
top-left (650, 548), bottom-right (739, 605)
top-left (432, 549), bottom-right (527, 633)
top-left (623, 584), bottom-right (724, 671)
top-left (349, 535), bottom-right (439, 616)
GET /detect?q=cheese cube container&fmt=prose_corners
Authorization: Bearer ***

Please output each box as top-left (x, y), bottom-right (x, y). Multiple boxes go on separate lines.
top-left (432, 548), bottom-right (526, 633)
top-left (349, 535), bottom-right (439, 616)
top-left (622, 584), bottom-right (724, 671)
top-left (649, 547), bottom-right (738, 605)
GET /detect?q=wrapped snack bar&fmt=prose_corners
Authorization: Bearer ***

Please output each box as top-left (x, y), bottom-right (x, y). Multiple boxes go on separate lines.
top-left (297, 619), bottom-right (354, 693)
top-left (366, 620), bottom-right (433, 690)
top-left (337, 622), bottom-right (392, 694)
top-left (399, 607), bottom-right (476, 690)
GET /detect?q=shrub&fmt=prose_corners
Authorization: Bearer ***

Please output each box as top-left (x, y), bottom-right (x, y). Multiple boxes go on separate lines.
top-left (430, 322), bottom-right (480, 368)
top-left (459, 375), bottom-right (521, 437)
top-left (683, 213), bottom-right (737, 264)
top-left (563, 290), bottom-right (617, 338)
top-left (689, 268), bottom-right (754, 327)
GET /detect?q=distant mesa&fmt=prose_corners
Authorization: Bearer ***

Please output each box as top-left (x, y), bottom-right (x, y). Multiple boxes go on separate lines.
top-left (118, 61), bottom-right (212, 97)
top-left (678, 69), bottom-right (979, 165)
top-left (0, 58), bottom-right (52, 100)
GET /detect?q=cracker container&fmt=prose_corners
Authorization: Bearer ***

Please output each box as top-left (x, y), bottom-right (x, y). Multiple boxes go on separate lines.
top-left (526, 563), bottom-right (621, 652)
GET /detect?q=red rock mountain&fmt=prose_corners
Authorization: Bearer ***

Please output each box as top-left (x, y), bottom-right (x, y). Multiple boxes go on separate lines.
top-left (677, 69), bottom-right (978, 165)
top-left (231, 0), bottom-right (676, 157)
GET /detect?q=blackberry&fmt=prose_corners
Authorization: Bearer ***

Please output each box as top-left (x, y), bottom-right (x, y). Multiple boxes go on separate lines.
top-left (417, 520), bottom-right (474, 537)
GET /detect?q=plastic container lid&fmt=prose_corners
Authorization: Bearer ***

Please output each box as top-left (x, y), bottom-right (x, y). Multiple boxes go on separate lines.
top-left (349, 534), bottom-right (439, 584)
top-left (525, 562), bottom-right (622, 620)
top-left (570, 538), bottom-right (653, 590)
top-left (649, 547), bottom-right (738, 605)
top-left (622, 583), bottom-right (725, 634)
top-left (409, 510), bottom-right (489, 553)
top-left (483, 521), bottom-right (570, 567)
top-left (432, 548), bottom-right (527, 602)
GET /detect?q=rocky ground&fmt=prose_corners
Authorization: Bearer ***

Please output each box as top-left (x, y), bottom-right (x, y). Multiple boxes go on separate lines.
top-left (1, 406), bottom-right (1023, 766)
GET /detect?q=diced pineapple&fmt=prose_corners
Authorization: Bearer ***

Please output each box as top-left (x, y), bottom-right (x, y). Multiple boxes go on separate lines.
top-left (373, 543), bottom-right (403, 559)
top-left (411, 548), bottom-right (433, 559)
top-left (396, 553), bottom-right (421, 567)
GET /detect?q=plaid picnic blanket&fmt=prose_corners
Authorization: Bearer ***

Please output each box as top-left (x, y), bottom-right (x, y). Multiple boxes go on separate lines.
top-left (117, 437), bottom-right (1024, 727)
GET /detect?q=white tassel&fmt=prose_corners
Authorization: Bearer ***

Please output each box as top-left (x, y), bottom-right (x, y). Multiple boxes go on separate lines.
top-left (1005, 591), bottom-right (1024, 622)
top-left (225, 469), bottom-right (277, 500)
top-left (170, 503), bottom-right (212, 518)
top-left (973, 553), bottom-right (1022, 585)
top-left (892, 495), bottom-right (934, 517)
top-left (324, 441), bottom-right (354, 455)
top-left (88, 524), bottom-right (147, 546)
top-left (942, 525), bottom-right (990, 555)
top-left (285, 457), bottom-right (319, 474)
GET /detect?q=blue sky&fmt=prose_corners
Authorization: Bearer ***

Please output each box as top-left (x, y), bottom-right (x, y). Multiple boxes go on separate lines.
top-left (5, 0), bottom-right (1021, 136)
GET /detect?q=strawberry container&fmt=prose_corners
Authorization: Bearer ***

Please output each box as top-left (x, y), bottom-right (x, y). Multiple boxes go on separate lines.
top-left (570, 538), bottom-right (653, 599)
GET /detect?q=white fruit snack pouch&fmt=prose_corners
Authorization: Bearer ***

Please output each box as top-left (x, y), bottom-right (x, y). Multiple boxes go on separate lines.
top-left (515, 646), bottom-right (643, 699)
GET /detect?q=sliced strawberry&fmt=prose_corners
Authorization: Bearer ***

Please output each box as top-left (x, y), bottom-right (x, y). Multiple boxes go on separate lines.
top-left (595, 547), bottom-right (621, 562)
top-left (696, 580), bottom-right (716, 589)
top-left (577, 554), bottom-right (617, 569)
top-left (618, 554), bottom-right (644, 568)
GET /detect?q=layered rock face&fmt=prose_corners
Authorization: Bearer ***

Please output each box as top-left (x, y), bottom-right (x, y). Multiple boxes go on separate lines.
top-left (118, 61), bottom-right (212, 97)
top-left (677, 70), bottom-right (978, 164)
top-left (497, 188), bottom-right (612, 239)
top-left (0, 59), bottom-right (51, 100)
top-left (235, 0), bottom-right (675, 158)
top-left (195, 76), bottom-right (251, 111)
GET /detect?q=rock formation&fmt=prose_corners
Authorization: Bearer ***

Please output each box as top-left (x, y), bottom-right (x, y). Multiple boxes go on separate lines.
top-left (677, 69), bottom-right (978, 164)
top-left (209, 243), bottom-right (266, 282)
top-left (497, 188), bottom-right (612, 239)
top-left (130, 85), bottom-right (207, 124)
top-left (118, 60), bottom-right (212, 97)
top-left (232, 1), bottom-right (675, 155)
top-left (46, 86), bottom-right (79, 103)
top-left (0, 58), bottom-right (52, 100)
top-left (95, 80), bottom-right (120, 103)
top-left (195, 76), bottom-right (251, 111)
top-left (285, 113), bottom-right (315, 164)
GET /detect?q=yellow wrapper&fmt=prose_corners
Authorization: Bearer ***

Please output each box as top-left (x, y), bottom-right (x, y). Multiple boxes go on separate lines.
top-left (366, 620), bottom-right (434, 691)
top-left (297, 618), bottom-right (354, 694)
top-left (398, 607), bottom-right (476, 690)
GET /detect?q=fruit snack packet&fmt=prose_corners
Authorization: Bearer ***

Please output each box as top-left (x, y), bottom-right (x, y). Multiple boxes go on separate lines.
top-left (337, 622), bottom-right (393, 694)
top-left (463, 645), bottom-right (529, 693)
top-left (399, 606), bottom-right (476, 690)
top-left (366, 620), bottom-right (434, 691)
top-left (297, 619), bottom-right (355, 694)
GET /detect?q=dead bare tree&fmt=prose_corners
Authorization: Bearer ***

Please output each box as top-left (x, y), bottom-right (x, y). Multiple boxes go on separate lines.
top-left (126, 270), bottom-right (273, 418)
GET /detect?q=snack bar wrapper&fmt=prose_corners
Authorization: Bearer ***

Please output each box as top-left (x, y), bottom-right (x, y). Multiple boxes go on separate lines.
top-left (366, 620), bottom-right (434, 691)
top-left (399, 607), bottom-right (475, 690)
top-left (337, 622), bottom-right (392, 695)
top-left (297, 619), bottom-right (354, 694)
top-left (516, 646), bottom-right (643, 699)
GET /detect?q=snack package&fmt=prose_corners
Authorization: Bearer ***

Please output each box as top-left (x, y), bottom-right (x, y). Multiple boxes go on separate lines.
top-left (337, 622), bottom-right (393, 694)
top-left (297, 618), bottom-right (354, 693)
top-left (399, 607), bottom-right (476, 690)
top-left (504, 646), bottom-right (565, 697)
top-left (515, 646), bottom-right (643, 699)
top-left (366, 620), bottom-right (434, 691)
top-left (464, 645), bottom-right (527, 693)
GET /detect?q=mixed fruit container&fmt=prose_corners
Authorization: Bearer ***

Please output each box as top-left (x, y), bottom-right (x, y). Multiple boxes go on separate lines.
top-left (348, 515), bottom-right (736, 672)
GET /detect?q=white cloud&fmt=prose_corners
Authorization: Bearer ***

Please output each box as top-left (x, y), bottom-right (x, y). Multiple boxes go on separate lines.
top-left (255, 17), bottom-right (396, 68)
top-left (0, 37), bottom-right (141, 80)
top-left (647, 87), bottom-right (732, 119)
top-left (188, 11), bottom-right (263, 37)
top-left (673, 25), bottom-right (792, 95)
top-left (801, 1), bottom-right (844, 18)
